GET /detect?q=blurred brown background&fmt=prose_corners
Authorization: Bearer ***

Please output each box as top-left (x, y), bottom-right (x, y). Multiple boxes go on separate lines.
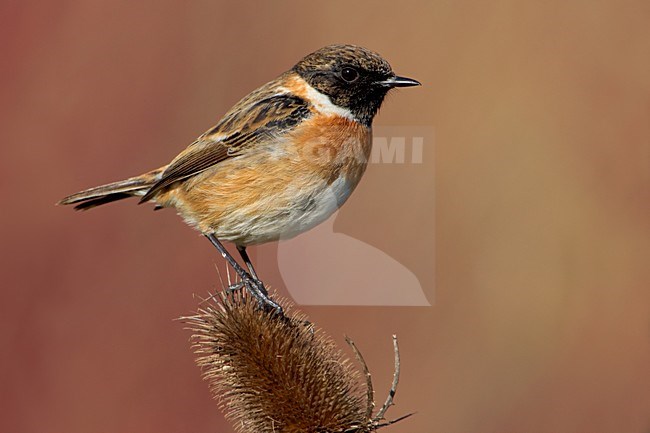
top-left (1, 1), bottom-right (648, 432)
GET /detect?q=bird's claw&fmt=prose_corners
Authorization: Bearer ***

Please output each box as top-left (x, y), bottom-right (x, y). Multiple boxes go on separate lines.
top-left (235, 275), bottom-right (283, 316)
top-left (227, 281), bottom-right (245, 292)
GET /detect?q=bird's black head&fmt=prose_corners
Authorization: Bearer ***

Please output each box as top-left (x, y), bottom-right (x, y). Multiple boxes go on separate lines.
top-left (292, 44), bottom-right (420, 126)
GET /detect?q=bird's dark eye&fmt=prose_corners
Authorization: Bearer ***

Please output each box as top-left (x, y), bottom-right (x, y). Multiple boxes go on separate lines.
top-left (340, 67), bottom-right (359, 82)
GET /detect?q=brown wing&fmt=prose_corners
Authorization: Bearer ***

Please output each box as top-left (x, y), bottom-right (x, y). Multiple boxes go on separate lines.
top-left (140, 92), bottom-right (311, 203)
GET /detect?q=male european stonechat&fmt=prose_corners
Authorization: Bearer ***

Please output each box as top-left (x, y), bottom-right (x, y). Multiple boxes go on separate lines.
top-left (59, 44), bottom-right (420, 311)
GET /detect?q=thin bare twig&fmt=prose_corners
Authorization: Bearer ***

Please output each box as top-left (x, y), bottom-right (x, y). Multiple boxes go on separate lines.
top-left (373, 335), bottom-right (400, 423)
top-left (345, 336), bottom-right (375, 419)
top-left (374, 412), bottom-right (414, 429)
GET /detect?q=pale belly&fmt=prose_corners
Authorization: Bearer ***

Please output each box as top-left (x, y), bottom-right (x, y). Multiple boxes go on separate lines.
top-left (210, 174), bottom-right (355, 245)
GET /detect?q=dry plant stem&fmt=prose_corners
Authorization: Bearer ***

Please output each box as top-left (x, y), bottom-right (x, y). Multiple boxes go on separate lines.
top-left (347, 335), bottom-right (405, 428)
top-left (373, 335), bottom-right (400, 423)
top-left (345, 336), bottom-right (375, 420)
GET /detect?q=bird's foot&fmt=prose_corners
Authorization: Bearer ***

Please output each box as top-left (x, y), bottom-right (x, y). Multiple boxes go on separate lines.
top-left (226, 281), bottom-right (245, 292)
top-left (248, 277), bottom-right (284, 315)
top-left (232, 274), bottom-right (283, 316)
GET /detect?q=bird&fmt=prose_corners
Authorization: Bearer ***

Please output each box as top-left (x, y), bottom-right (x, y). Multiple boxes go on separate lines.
top-left (58, 44), bottom-right (420, 311)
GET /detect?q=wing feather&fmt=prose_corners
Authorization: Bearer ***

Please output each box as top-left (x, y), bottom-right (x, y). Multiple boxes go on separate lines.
top-left (140, 91), bottom-right (311, 203)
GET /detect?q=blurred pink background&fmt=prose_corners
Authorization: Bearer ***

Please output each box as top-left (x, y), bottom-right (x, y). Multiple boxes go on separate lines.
top-left (1, 2), bottom-right (648, 432)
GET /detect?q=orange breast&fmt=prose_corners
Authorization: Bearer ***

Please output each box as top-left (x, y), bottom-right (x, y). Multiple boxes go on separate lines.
top-left (289, 114), bottom-right (372, 185)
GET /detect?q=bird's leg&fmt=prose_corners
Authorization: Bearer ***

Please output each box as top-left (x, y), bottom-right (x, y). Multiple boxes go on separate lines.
top-left (205, 236), bottom-right (250, 290)
top-left (236, 245), bottom-right (260, 281)
top-left (205, 234), bottom-right (282, 314)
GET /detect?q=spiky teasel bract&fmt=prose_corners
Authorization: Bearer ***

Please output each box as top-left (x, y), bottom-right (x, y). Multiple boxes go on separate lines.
top-left (184, 290), bottom-right (410, 433)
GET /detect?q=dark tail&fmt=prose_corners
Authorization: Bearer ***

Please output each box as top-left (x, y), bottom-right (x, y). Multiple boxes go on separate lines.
top-left (58, 168), bottom-right (163, 211)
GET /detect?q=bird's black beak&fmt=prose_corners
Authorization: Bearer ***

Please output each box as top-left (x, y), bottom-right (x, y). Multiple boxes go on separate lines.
top-left (378, 75), bottom-right (421, 88)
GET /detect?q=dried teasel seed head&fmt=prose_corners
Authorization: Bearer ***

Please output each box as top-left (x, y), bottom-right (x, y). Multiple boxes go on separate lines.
top-left (185, 291), bottom-right (379, 433)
